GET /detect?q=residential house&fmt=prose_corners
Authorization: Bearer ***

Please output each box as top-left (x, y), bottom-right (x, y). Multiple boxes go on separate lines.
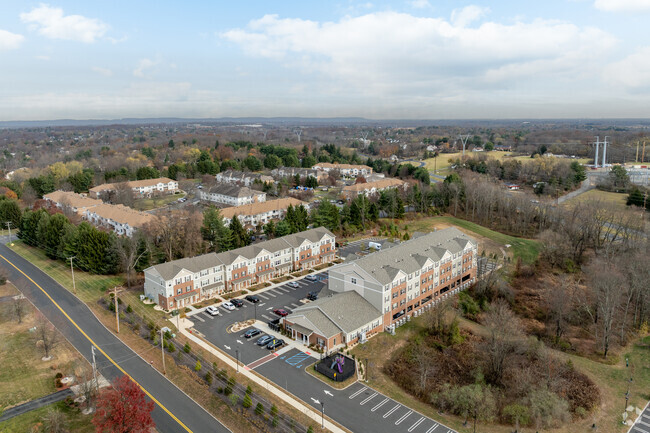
top-left (313, 163), bottom-right (373, 177)
top-left (143, 227), bottom-right (336, 309)
top-left (219, 197), bottom-right (306, 228)
top-left (271, 167), bottom-right (328, 183)
top-left (341, 178), bottom-right (408, 200)
top-left (199, 184), bottom-right (266, 207)
top-left (89, 177), bottom-right (178, 199)
top-left (83, 203), bottom-right (155, 237)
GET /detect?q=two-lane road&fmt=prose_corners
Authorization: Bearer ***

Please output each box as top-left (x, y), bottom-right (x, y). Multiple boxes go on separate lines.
top-left (0, 242), bottom-right (230, 433)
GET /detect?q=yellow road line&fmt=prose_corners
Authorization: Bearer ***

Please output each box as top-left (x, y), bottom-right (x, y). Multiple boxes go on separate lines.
top-left (0, 253), bottom-right (193, 433)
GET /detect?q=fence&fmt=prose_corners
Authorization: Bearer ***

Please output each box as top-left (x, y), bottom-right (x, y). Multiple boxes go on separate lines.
top-left (314, 354), bottom-right (356, 382)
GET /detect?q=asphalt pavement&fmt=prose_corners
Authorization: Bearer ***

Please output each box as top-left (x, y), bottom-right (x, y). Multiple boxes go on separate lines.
top-left (0, 242), bottom-right (230, 433)
top-left (630, 402), bottom-right (650, 433)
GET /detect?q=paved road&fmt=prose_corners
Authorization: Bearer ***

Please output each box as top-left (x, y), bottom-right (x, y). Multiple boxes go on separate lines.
top-left (630, 402), bottom-right (650, 433)
top-left (0, 243), bottom-right (230, 433)
top-left (0, 389), bottom-right (74, 422)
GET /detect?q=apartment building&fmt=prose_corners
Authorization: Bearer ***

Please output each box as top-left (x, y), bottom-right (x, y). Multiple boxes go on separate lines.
top-left (219, 197), bottom-right (306, 227)
top-left (341, 177), bottom-right (408, 200)
top-left (271, 167), bottom-right (328, 183)
top-left (326, 227), bottom-right (477, 329)
top-left (313, 163), bottom-right (373, 177)
top-left (143, 227), bottom-right (336, 309)
top-left (199, 184), bottom-right (266, 207)
top-left (83, 203), bottom-right (155, 237)
top-left (43, 190), bottom-right (102, 215)
top-left (215, 170), bottom-right (274, 187)
top-left (89, 177), bottom-right (178, 199)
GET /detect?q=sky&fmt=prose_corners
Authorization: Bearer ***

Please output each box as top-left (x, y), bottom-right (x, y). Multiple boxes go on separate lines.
top-left (1, 0), bottom-right (650, 120)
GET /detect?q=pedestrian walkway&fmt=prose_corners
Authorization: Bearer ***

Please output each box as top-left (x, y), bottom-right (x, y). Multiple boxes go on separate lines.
top-left (0, 389), bottom-right (74, 422)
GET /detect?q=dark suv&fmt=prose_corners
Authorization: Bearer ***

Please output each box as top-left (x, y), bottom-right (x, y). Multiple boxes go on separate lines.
top-left (231, 299), bottom-right (244, 308)
top-left (245, 295), bottom-right (260, 303)
top-left (307, 291), bottom-right (318, 301)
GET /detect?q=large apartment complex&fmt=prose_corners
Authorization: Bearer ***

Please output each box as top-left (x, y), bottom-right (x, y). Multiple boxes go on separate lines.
top-left (43, 190), bottom-right (102, 215)
top-left (342, 177), bottom-right (408, 199)
top-left (283, 228), bottom-right (477, 350)
top-left (144, 227), bottom-right (336, 309)
top-left (84, 203), bottom-right (155, 237)
top-left (215, 170), bottom-right (274, 187)
top-left (313, 163), bottom-right (373, 177)
top-left (89, 177), bottom-right (178, 199)
top-left (219, 197), bottom-right (306, 227)
top-left (199, 184), bottom-right (266, 207)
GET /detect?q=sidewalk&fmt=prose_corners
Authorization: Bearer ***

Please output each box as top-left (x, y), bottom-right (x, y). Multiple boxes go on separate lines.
top-left (177, 319), bottom-right (347, 433)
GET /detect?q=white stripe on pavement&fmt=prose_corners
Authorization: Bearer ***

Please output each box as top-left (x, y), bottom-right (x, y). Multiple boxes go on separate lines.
top-left (408, 417), bottom-right (425, 432)
top-left (265, 291), bottom-right (276, 297)
top-left (291, 303), bottom-right (300, 308)
top-left (360, 392), bottom-right (377, 405)
top-left (396, 410), bottom-right (412, 425)
top-left (349, 387), bottom-right (366, 399)
top-left (258, 293), bottom-right (269, 300)
top-left (371, 398), bottom-right (389, 412)
top-left (194, 314), bottom-right (205, 322)
top-left (383, 404), bottom-right (400, 418)
top-left (425, 423), bottom-right (439, 433)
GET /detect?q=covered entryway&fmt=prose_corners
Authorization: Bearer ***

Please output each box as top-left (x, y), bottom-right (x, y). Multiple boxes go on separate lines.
top-left (290, 323), bottom-right (313, 346)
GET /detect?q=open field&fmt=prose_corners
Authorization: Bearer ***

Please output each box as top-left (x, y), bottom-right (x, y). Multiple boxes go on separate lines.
top-left (422, 152), bottom-right (591, 175)
top-left (394, 215), bottom-right (541, 264)
top-left (132, 192), bottom-right (185, 211)
top-left (563, 188), bottom-right (629, 210)
top-left (351, 309), bottom-right (650, 433)
top-left (0, 401), bottom-right (95, 433)
top-left (0, 283), bottom-right (89, 414)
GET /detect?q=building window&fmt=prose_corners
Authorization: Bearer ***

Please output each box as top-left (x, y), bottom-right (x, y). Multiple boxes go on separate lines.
top-left (351, 278), bottom-right (357, 285)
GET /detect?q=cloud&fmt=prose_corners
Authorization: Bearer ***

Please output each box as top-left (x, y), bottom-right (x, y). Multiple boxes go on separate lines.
top-left (408, 0), bottom-right (431, 9)
top-left (594, 0), bottom-right (650, 12)
top-left (133, 58), bottom-right (157, 78)
top-left (0, 29), bottom-right (24, 50)
top-left (603, 47), bottom-right (650, 89)
top-left (91, 66), bottom-right (113, 77)
top-left (450, 5), bottom-right (489, 27)
top-left (221, 11), bottom-right (616, 99)
top-left (20, 4), bottom-right (108, 43)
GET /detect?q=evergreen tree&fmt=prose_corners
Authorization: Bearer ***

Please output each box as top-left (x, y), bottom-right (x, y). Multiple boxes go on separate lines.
top-left (275, 220), bottom-right (291, 237)
top-left (36, 213), bottom-right (71, 259)
top-left (264, 220), bottom-right (276, 238)
top-left (18, 209), bottom-right (48, 246)
top-left (0, 197), bottom-right (22, 229)
top-left (202, 207), bottom-right (233, 252)
top-left (263, 154), bottom-right (282, 169)
top-left (229, 216), bottom-right (250, 248)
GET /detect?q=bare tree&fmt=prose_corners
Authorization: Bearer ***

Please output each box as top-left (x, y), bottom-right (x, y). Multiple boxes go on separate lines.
top-left (424, 297), bottom-right (454, 336)
top-left (412, 343), bottom-right (435, 396)
top-left (34, 314), bottom-right (59, 360)
top-left (482, 299), bottom-right (523, 385)
top-left (42, 409), bottom-right (69, 433)
top-left (113, 233), bottom-right (149, 289)
top-left (75, 363), bottom-right (98, 413)
top-left (545, 275), bottom-right (576, 343)
top-left (12, 296), bottom-right (26, 324)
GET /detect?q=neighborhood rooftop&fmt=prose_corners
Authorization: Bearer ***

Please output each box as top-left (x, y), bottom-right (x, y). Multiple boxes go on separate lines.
top-left (351, 227), bottom-right (476, 285)
top-left (207, 183), bottom-right (259, 198)
top-left (43, 190), bottom-right (102, 209)
top-left (219, 197), bottom-right (306, 219)
top-left (87, 203), bottom-right (156, 228)
top-left (89, 177), bottom-right (174, 193)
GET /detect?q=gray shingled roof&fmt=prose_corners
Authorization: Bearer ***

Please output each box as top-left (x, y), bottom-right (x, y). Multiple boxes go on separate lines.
top-left (287, 291), bottom-right (381, 336)
top-left (282, 226), bottom-right (335, 247)
top-left (207, 183), bottom-right (259, 198)
top-left (346, 227), bottom-right (475, 285)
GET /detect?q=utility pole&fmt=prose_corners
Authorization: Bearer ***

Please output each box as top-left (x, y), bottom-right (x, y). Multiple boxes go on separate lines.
top-left (161, 328), bottom-right (166, 375)
top-left (637, 142), bottom-right (640, 163)
top-left (5, 221), bottom-right (12, 243)
top-left (320, 402), bottom-right (325, 429)
top-left (642, 141), bottom-right (646, 164)
top-left (458, 134), bottom-right (471, 157)
top-left (113, 287), bottom-right (120, 333)
top-left (602, 136), bottom-right (609, 168)
top-left (236, 349), bottom-right (239, 373)
top-left (68, 256), bottom-right (77, 294)
top-left (91, 345), bottom-right (99, 395)
top-left (594, 136), bottom-right (600, 168)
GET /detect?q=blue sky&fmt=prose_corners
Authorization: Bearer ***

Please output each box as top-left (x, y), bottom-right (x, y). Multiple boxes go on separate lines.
top-left (1, 0), bottom-right (650, 120)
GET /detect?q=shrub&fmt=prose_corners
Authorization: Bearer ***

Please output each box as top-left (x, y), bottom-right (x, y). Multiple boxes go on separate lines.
top-left (55, 378), bottom-right (63, 388)
top-left (270, 404), bottom-right (278, 417)
top-left (272, 415), bottom-right (279, 427)
top-left (246, 385), bottom-right (252, 395)
top-left (217, 387), bottom-right (223, 394)
top-left (147, 321), bottom-right (155, 330)
top-left (183, 342), bottom-right (191, 353)
top-left (229, 394), bottom-right (239, 406)
top-left (307, 426), bottom-right (314, 433)
top-left (167, 343), bottom-right (176, 353)
top-left (224, 386), bottom-right (232, 396)
top-left (212, 362), bottom-right (218, 371)
top-left (228, 376), bottom-right (236, 387)
top-left (153, 337), bottom-right (159, 346)
top-left (126, 305), bottom-right (133, 313)
top-left (55, 372), bottom-right (63, 379)
top-left (205, 372), bottom-right (213, 385)
top-left (133, 323), bottom-right (140, 333)
top-left (242, 393), bottom-right (252, 409)
top-left (149, 329), bottom-right (156, 341)
top-left (218, 369), bottom-right (228, 380)
top-left (255, 402), bottom-right (264, 415)
top-left (194, 360), bottom-right (202, 371)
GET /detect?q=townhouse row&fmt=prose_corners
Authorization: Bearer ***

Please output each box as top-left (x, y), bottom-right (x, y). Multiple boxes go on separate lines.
top-left (89, 177), bottom-right (178, 199)
top-left (282, 227), bottom-right (477, 351)
top-left (143, 227), bottom-right (336, 310)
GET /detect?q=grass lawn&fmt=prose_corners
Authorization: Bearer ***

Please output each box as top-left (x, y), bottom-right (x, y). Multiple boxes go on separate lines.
top-left (0, 401), bottom-right (95, 433)
top-left (132, 192), bottom-right (186, 211)
top-left (0, 283), bottom-right (90, 421)
top-left (421, 153), bottom-right (591, 175)
top-left (397, 215), bottom-right (541, 264)
top-left (564, 189), bottom-right (629, 211)
top-left (352, 310), bottom-right (650, 433)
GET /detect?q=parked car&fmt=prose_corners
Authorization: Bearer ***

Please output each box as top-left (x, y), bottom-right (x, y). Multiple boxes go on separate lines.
top-left (245, 295), bottom-right (260, 303)
top-left (256, 335), bottom-right (273, 346)
top-left (307, 291), bottom-right (318, 301)
top-left (305, 274), bottom-right (317, 282)
top-left (288, 281), bottom-right (299, 288)
top-left (231, 299), bottom-right (244, 308)
top-left (244, 328), bottom-right (261, 338)
top-left (273, 308), bottom-right (289, 317)
top-left (266, 339), bottom-right (284, 350)
top-left (222, 301), bottom-right (235, 311)
top-left (205, 306), bottom-right (220, 316)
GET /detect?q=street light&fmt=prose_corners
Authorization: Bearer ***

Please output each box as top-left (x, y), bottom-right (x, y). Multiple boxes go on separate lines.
top-left (320, 402), bottom-right (324, 429)
top-left (236, 349), bottom-right (239, 374)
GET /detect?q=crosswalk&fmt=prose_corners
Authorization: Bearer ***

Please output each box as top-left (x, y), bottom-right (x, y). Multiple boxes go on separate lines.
top-left (630, 402), bottom-right (650, 433)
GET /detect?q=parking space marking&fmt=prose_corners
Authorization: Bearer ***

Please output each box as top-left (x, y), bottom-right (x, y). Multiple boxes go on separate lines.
top-left (261, 314), bottom-right (272, 321)
top-left (258, 293), bottom-right (269, 300)
top-left (285, 352), bottom-right (311, 366)
top-left (194, 314), bottom-right (205, 322)
top-left (291, 303), bottom-right (300, 308)
top-left (408, 417), bottom-right (425, 432)
top-left (371, 398), bottom-right (389, 412)
top-left (360, 392), bottom-right (377, 405)
top-left (220, 307), bottom-right (231, 313)
top-left (383, 404), bottom-right (400, 418)
top-left (349, 387), bottom-right (366, 399)
top-left (283, 306), bottom-right (292, 311)
top-left (396, 410), bottom-right (412, 425)
top-left (425, 423), bottom-right (439, 433)
top-left (278, 287), bottom-right (290, 293)
top-left (265, 291), bottom-right (276, 297)
top-left (271, 289), bottom-right (283, 295)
